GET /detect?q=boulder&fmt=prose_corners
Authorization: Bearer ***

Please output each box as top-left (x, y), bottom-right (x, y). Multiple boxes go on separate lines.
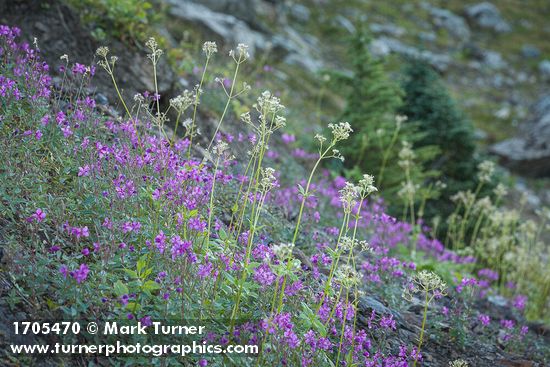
top-left (426, 5), bottom-right (471, 42)
top-left (167, 0), bottom-right (268, 57)
top-left (538, 60), bottom-right (550, 79)
top-left (491, 94), bottom-right (550, 177)
top-left (289, 3), bottom-right (310, 23)
top-left (371, 37), bottom-right (452, 72)
top-left (465, 2), bottom-right (512, 33)
top-left (167, 0), bottom-right (323, 71)
top-left (521, 44), bottom-right (541, 59)
top-left (369, 23), bottom-right (406, 37)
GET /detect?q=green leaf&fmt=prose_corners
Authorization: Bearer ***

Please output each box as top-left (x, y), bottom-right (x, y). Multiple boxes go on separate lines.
top-left (137, 255), bottom-right (147, 274)
top-left (126, 302), bottom-right (140, 312)
top-left (113, 280), bottom-right (129, 297)
top-left (124, 269), bottom-right (138, 279)
top-left (142, 280), bottom-right (160, 292)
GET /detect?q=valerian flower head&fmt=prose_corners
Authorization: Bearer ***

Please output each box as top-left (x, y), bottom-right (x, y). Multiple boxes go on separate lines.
top-left (229, 43), bottom-right (249, 62)
top-left (170, 90), bottom-right (195, 113)
top-left (96, 46), bottom-right (109, 58)
top-left (403, 270), bottom-right (447, 301)
top-left (398, 182), bottom-right (418, 200)
top-left (340, 236), bottom-right (355, 251)
top-left (449, 359), bottom-right (469, 367)
top-left (328, 122), bottom-right (353, 142)
top-left (202, 41), bottom-right (218, 57)
top-left (478, 160), bottom-right (495, 183)
top-left (450, 190), bottom-right (476, 207)
top-left (340, 237), bottom-right (370, 253)
top-left (240, 111), bottom-right (252, 125)
top-left (314, 134), bottom-right (327, 144)
top-left (339, 182), bottom-right (359, 214)
top-left (493, 183), bottom-right (508, 198)
top-left (272, 243), bottom-right (294, 260)
top-left (212, 141), bottom-right (229, 156)
top-left (335, 264), bottom-right (361, 288)
top-left (274, 115), bottom-right (286, 130)
top-left (146, 37), bottom-right (163, 62)
top-left (260, 167), bottom-right (277, 192)
top-left (395, 114), bottom-right (408, 128)
top-left (331, 149), bottom-right (344, 162)
top-left (474, 197), bottom-right (493, 213)
top-left (398, 141), bottom-right (415, 169)
top-left (255, 90), bottom-right (285, 115)
top-left (358, 174), bottom-right (378, 196)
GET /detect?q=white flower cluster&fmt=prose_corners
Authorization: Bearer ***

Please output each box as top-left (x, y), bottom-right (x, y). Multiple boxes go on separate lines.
top-left (169, 90), bottom-right (195, 113)
top-left (146, 37), bottom-right (163, 62)
top-left (272, 243), bottom-right (294, 260)
top-left (95, 46), bottom-right (118, 71)
top-left (96, 46), bottom-right (109, 58)
top-left (260, 167), bottom-right (277, 192)
top-left (335, 264), bottom-right (361, 288)
top-left (403, 270), bottom-right (447, 301)
top-left (340, 236), bottom-right (371, 252)
top-left (398, 181), bottom-right (418, 200)
top-left (358, 174), bottom-right (378, 197)
top-left (339, 182), bottom-right (359, 214)
top-left (478, 160), bottom-right (495, 183)
top-left (212, 141), bottom-right (229, 156)
top-left (202, 41), bottom-right (218, 57)
top-left (328, 122), bottom-right (353, 142)
top-left (450, 190), bottom-right (476, 207)
top-left (229, 43), bottom-right (250, 62)
top-left (395, 114), bottom-right (408, 128)
top-left (255, 90), bottom-right (285, 116)
top-left (493, 183), bottom-right (508, 198)
top-left (448, 359), bottom-right (469, 367)
top-left (398, 141), bottom-right (415, 170)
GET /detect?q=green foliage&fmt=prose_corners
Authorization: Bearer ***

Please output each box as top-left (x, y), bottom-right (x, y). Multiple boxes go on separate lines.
top-left (335, 28), bottom-right (439, 209)
top-left (63, 0), bottom-right (160, 41)
top-left (399, 59), bottom-right (480, 221)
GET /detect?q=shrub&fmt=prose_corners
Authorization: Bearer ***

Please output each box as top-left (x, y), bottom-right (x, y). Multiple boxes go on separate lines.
top-left (335, 29), bottom-right (439, 215)
top-left (399, 59), bottom-right (481, 224)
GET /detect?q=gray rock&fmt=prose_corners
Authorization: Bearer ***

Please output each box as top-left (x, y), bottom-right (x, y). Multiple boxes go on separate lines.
top-left (369, 23), bottom-right (406, 37)
top-left (419, 31), bottom-right (437, 43)
top-left (482, 50), bottom-right (506, 69)
top-left (167, 0), bottom-right (268, 57)
top-left (167, 0), bottom-right (323, 72)
top-left (371, 37), bottom-right (452, 71)
top-left (426, 5), bottom-right (470, 42)
top-left (188, 0), bottom-right (260, 27)
top-left (538, 60), bottom-right (550, 79)
top-left (465, 2), bottom-right (512, 33)
top-left (334, 15), bottom-right (356, 34)
top-left (289, 3), bottom-right (310, 22)
top-left (522, 44), bottom-right (541, 59)
top-left (491, 93), bottom-right (550, 177)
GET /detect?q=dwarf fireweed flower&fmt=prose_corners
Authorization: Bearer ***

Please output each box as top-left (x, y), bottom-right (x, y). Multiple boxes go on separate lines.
top-left (27, 208), bottom-right (46, 223)
top-left (512, 295), bottom-right (527, 311)
top-left (71, 263), bottom-right (90, 284)
top-left (478, 314), bottom-right (490, 326)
